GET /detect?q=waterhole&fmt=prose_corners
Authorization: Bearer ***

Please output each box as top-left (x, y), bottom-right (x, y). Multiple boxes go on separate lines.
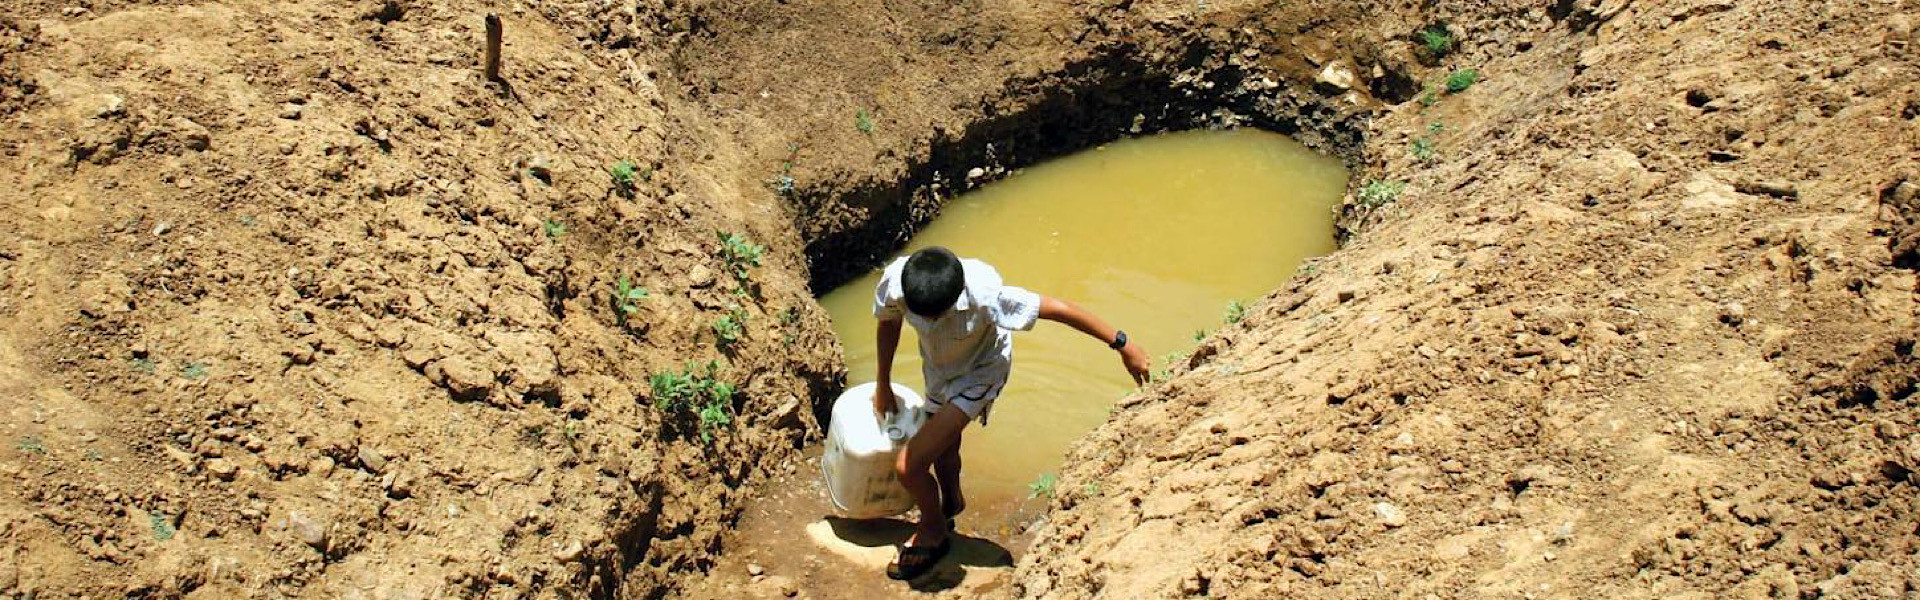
top-left (819, 128), bottom-right (1348, 517)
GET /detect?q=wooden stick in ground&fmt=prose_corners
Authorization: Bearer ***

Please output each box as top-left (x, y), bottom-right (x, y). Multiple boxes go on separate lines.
top-left (483, 14), bottom-right (502, 82)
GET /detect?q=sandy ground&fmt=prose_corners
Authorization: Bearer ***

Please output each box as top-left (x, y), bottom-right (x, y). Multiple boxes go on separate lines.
top-left (1, 0), bottom-right (1916, 599)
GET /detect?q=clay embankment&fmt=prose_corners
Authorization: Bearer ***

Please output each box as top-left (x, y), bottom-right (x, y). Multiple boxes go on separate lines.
top-left (1014, 2), bottom-right (1920, 599)
top-left (0, 2), bottom-right (847, 598)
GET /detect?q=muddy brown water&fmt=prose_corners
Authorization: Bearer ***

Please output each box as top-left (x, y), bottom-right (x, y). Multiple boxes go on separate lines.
top-left (695, 129), bottom-right (1346, 597)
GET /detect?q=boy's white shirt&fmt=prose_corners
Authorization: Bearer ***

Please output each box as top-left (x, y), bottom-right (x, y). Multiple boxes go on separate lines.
top-left (873, 257), bottom-right (1041, 406)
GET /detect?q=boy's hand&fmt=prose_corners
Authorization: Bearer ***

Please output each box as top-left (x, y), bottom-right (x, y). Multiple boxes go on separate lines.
top-left (1120, 343), bottom-right (1151, 385)
top-left (872, 384), bottom-right (898, 421)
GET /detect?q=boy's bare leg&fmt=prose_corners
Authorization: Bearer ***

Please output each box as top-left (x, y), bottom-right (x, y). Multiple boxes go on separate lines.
top-left (895, 402), bottom-right (969, 547)
top-left (934, 431), bottom-right (964, 519)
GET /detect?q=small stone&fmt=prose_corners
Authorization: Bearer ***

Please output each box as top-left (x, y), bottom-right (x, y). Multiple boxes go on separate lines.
top-left (747, 563), bottom-right (765, 576)
top-left (288, 511), bottom-right (327, 550)
top-left (1336, 289), bottom-right (1357, 303)
top-left (151, 222), bottom-right (173, 237)
top-left (309, 456), bottom-right (335, 477)
top-left (551, 541), bottom-right (584, 562)
top-left (278, 142), bottom-right (297, 155)
top-left (966, 167), bottom-right (986, 180)
top-left (687, 263), bottom-right (716, 288)
top-left (278, 104), bottom-right (303, 120)
top-left (1374, 501), bottom-right (1407, 527)
top-left (207, 458), bottom-right (237, 480)
top-left (357, 446), bottom-right (387, 473)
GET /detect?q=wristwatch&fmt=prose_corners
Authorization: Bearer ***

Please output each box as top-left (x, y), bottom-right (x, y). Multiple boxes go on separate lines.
top-left (1108, 330), bottom-right (1129, 350)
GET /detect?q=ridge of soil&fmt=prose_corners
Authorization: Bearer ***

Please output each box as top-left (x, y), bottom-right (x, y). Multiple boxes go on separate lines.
top-left (1, 0), bottom-right (1916, 599)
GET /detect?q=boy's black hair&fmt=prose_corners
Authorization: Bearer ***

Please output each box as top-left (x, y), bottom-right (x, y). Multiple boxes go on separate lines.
top-left (902, 246), bottom-right (965, 317)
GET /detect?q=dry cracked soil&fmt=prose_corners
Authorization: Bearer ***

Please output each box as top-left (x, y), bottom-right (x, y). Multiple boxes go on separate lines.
top-left (1, 0), bottom-right (1917, 599)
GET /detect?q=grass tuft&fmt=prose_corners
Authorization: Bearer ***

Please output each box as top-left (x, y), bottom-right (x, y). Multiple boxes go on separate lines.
top-left (1445, 69), bottom-right (1480, 94)
top-left (1358, 180), bottom-right (1406, 208)
top-left (1027, 473), bottom-right (1058, 499)
top-left (1224, 300), bottom-right (1247, 324)
top-left (1419, 24), bottom-right (1454, 56)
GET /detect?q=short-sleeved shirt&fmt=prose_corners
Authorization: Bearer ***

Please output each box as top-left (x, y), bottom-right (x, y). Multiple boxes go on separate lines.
top-left (873, 257), bottom-right (1041, 417)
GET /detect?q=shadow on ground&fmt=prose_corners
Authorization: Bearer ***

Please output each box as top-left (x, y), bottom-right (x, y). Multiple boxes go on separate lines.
top-left (823, 516), bottom-right (1015, 592)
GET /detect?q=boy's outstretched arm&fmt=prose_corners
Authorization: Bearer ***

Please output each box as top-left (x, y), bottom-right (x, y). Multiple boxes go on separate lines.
top-left (1037, 296), bottom-right (1152, 385)
top-left (873, 316), bottom-right (903, 418)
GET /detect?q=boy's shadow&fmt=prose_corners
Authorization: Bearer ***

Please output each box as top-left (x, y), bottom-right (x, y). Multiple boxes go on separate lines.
top-left (824, 516), bottom-right (1016, 592)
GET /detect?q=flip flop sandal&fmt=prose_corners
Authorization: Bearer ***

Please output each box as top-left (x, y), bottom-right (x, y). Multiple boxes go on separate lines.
top-left (885, 537), bottom-right (953, 581)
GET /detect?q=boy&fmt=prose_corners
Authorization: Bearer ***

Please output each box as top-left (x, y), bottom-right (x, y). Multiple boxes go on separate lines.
top-left (870, 246), bottom-right (1150, 580)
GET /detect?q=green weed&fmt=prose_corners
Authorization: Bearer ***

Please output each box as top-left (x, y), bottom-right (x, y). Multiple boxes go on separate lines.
top-left (181, 362), bottom-right (209, 380)
top-left (712, 306), bottom-right (746, 348)
top-left (716, 231), bottom-right (765, 289)
top-left (1427, 121), bottom-right (1446, 134)
top-left (1083, 482), bottom-right (1102, 496)
top-left (131, 357), bottom-right (156, 373)
top-left (766, 142), bottom-right (800, 197)
top-left (609, 159), bottom-right (647, 196)
top-left (1193, 329), bottom-right (1208, 342)
top-left (1445, 69), bottom-right (1480, 94)
top-left (149, 511), bottom-right (175, 541)
top-left (1224, 300), bottom-right (1247, 324)
top-left (1358, 180), bottom-right (1406, 208)
top-left (1411, 137), bottom-right (1439, 162)
top-left (855, 108), bottom-right (874, 135)
top-left (1419, 25), bottom-right (1454, 56)
top-left (611, 275), bottom-right (649, 326)
top-left (649, 361), bottom-right (736, 441)
top-left (1418, 87), bottom-right (1440, 108)
top-left (16, 436), bottom-right (46, 455)
top-left (1027, 473), bottom-right (1058, 499)
top-left (543, 219), bottom-right (567, 240)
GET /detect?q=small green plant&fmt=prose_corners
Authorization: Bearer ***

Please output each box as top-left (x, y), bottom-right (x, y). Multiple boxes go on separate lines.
top-left (1193, 329), bottom-right (1208, 342)
top-left (1028, 473), bottom-right (1058, 499)
top-left (610, 275), bottom-right (649, 325)
top-left (765, 142), bottom-right (800, 197)
top-left (1427, 121), bottom-right (1446, 134)
top-left (85, 449), bottom-right (104, 461)
top-left (181, 362), bottom-right (209, 380)
top-left (649, 361), bottom-right (737, 441)
top-left (149, 511), bottom-right (175, 541)
top-left (16, 435), bottom-right (46, 455)
top-left (716, 231), bottom-right (765, 289)
top-left (712, 306), bottom-right (746, 348)
top-left (131, 357), bottom-right (156, 373)
top-left (1410, 137), bottom-right (1439, 162)
top-left (1445, 69), bottom-right (1480, 94)
top-left (1358, 180), bottom-right (1406, 208)
top-left (609, 159), bottom-right (644, 196)
top-left (855, 108), bottom-right (874, 135)
top-left (1224, 300), bottom-right (1247, 324)
top-left (1083, 482), bottom-right (1103, 496)
top-left (1419, 25), bottom-right (1454, 57)
top-left (543, 219), bottom-right (567, 240)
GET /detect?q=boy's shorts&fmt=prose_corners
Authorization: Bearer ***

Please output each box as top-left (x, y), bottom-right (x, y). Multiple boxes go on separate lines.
top-left (926, 365), bottom-right (1009, 426)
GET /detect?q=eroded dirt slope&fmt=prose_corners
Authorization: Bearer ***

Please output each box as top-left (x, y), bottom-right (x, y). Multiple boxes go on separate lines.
top-left (1018, 1), bottom-right (1920, 598)
top-left (0, 1), bottom-right (843, 598)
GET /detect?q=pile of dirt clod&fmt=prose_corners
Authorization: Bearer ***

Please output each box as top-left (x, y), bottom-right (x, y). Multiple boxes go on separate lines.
top-left (0, 2), bottom-right (842, 598)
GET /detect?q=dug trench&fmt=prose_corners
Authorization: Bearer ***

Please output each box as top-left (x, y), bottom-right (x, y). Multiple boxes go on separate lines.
top-left (2, 1), bottom-right (1919, 600)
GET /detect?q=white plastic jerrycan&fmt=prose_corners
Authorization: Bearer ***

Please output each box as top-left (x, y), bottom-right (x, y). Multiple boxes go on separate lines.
top-left (822, 382), bottom-right (929, 519)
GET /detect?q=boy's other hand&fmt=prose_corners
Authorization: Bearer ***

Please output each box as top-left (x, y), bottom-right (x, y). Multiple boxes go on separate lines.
top-left (872, 384), bottom-right (898, 420)
top-left (1121, 343), bottom-right (1151, 386)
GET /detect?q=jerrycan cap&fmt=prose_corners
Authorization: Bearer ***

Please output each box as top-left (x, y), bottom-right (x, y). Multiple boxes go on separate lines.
top-left (884, 426), bottom-right (907, 442)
